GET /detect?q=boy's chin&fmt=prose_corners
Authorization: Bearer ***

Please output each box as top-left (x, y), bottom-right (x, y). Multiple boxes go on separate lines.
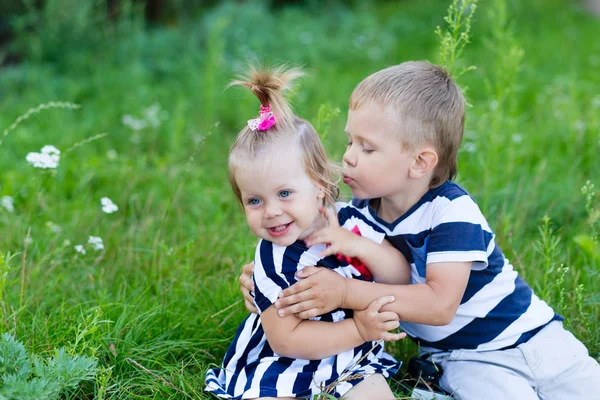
top-left (348, 189), bottom-right (371, 200)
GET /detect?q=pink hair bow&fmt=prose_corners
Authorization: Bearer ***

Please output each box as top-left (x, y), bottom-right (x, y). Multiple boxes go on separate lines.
top-left (247, 105), bottom-right (276, 131)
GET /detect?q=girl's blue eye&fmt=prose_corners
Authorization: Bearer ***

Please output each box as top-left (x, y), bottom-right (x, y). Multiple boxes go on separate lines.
top-left (279, 190), bottom-right (291, 198)
top-left (248, 198), bottom-right (261, 205)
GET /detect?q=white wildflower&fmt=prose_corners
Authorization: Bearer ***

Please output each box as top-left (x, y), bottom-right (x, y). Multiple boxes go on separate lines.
top-left (122, 115), bottom-right (147, 131)
top-left (101, 197), bottom-right (118, 214)
top-left (107, 149), bottom-right (118, 160)
top-left (41, 145), bottom-right (60, 155)
top-left (45, 221), bottom-right (62, 233)
top-left (63, 239), bottom-right (72, 247)
top-left (1, 196), bottom-right (14, 213)
top-left (74, 244), bottom-right (86, 254)
top-left (512, 134), bottom-right (523, 143)
top-left (26, 145), bottom-right (61, 169)
top-left (88, 236), bottom-right (104, 251)
top-left (122, 103), bottom-right (167, 132)
top-left (24, 236), bottom-right (33, 245)
top-left (143, 103), bottom-right (162, 128)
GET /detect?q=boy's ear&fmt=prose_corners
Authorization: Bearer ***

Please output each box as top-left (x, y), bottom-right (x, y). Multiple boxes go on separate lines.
top-left (410, 147), bottom-right (438, 178)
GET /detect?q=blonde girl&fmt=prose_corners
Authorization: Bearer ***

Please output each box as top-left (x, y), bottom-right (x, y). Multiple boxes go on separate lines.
top-left (205, 65), bottom-right (407, 399)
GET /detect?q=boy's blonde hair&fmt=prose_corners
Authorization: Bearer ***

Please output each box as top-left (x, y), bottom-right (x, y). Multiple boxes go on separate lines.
top-left (228, 64), bottom-right (338, 208)
top-left (349, 61), bottom-right (465, 187)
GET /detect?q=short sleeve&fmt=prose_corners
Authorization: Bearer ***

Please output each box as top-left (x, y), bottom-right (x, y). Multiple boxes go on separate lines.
top-left (335, 202), bottom-right (386, 245)
top-left (426, 195), bottom-right (493, 271)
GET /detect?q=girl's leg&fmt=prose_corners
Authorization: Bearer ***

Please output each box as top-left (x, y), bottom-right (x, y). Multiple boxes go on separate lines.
top-left (342, 373), bottom-right (396, 400)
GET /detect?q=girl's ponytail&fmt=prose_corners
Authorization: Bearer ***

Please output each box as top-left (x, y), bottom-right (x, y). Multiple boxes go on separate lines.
top-left (228, 64), bottom-right (304, 132)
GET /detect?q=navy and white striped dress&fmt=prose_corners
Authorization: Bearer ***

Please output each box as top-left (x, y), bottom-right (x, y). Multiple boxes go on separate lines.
top-left (352, 181), bottom-right (562, 353)
top-left (205, 203), bottom-right (399, 399)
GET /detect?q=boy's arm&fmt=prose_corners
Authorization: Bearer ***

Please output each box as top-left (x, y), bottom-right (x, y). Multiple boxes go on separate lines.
top-left (276, 261), bottom-right (471, 325)
top-left (305, 207), bottom-right (410, 285)
top-left (261, 296), bottom-right (403, 360)
top-left (353, 238), bottom-right (410, 284)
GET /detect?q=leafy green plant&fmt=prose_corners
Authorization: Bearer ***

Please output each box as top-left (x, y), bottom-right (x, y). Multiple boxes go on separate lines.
top-left (0, 334), bottom-right (97, 399)
top-left (435, 0), bottom-right (478, 80)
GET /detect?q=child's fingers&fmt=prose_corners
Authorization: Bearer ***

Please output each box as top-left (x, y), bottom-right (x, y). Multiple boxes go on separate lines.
top-left (383, 331), bottom-right (407, 342)
top-left (305, 231), bottom-right (331, 247)
top-left (377, 311), bottom-right (400, 322)
top-left (368, 296), bottom-right (396, 312)
top-left (381, 320), bottom-right (400, 331)
top-left (319, 246), bottom-right (338, 258)
top-left (319, 206), bottom-right (340, 228)
top-left (324, 207), bottom-right (340, 227)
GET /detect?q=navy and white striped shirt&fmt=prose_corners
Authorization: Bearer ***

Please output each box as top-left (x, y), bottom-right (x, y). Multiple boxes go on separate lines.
top-left (352, 181), bottom-right (560, 353)
top-left (205, 203), bottom-right (399, 399)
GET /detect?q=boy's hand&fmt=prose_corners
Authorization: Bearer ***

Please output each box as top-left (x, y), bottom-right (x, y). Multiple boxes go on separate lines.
top-left (354, 296), bottom-right (406, 342)
top-left (239, 261), bottom-right (257, 314)
top-left (304, 207), bottom-right (363, 258)
top-left (275, 266), bottom-right (347, 319)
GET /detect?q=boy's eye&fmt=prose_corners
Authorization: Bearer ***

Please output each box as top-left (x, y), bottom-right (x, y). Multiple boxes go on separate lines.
top-left (279, 190), bottom-right (291, 198)
top-left (362, 147), bottom-right (374, 154)
top-left (346, 141), bottom-right (352, 148)
top-left (248, 198), bottom-right (261, 205)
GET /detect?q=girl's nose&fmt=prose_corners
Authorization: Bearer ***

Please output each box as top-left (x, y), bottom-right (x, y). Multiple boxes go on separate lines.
top-left (264, 203), bottom-right (283, 218)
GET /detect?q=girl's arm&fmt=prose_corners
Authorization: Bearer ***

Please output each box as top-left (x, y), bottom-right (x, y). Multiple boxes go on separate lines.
top-left (305, 207), bottom-right (410, 285)
top-left (252, 239), bottom-right (403, 360)
top-left (260, 297), bottom-right (402, 360)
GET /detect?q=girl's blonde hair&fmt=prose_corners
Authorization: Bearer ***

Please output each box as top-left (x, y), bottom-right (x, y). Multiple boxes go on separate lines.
top-left (227, 64), bottom-right (338, 209)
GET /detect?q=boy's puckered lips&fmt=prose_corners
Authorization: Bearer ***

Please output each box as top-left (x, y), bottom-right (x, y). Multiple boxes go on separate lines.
top-left (342, 174), bottom-right (354, 184)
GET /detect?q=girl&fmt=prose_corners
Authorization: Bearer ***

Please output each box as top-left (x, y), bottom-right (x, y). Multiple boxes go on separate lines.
top-left (204, 65), bottom-right (408, 399)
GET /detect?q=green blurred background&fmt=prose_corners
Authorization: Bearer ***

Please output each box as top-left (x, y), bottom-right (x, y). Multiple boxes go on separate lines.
top-left (0, 0), bottom-right (599, 398)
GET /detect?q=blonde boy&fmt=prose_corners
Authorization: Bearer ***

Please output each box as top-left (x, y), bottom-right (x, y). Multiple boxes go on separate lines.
top-left (241, 61), bottom-right (600, 399)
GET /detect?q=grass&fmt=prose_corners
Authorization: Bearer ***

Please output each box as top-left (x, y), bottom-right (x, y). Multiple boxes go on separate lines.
top-left (0, 0), bottom-right (599, 398)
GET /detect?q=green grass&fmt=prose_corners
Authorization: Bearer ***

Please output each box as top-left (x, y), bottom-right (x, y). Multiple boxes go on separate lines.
top-left (0, 0), bottom-right (599, 398)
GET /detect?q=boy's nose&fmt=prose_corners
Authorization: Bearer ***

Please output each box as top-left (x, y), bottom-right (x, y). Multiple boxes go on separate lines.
top-left (342, 148), bottom-right (356, 167)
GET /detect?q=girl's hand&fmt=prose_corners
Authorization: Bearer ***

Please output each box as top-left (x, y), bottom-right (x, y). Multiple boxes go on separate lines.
top-left (304, 207), bottom-right (363, 258)
top-left (354, 296), bottom-right (406, 342)
top-left (239, 261), bottom-right (257, 314)
top-left (275, 266), bottom-right (347, 319)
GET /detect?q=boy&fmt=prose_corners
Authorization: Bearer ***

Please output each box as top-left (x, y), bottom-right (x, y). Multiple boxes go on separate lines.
top-left (240, 61), bottom-right (600, 399)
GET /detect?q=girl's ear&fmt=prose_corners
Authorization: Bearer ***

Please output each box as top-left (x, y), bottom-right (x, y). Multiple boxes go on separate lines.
top-left (317, 186), bottom-right (326, 200)
top-left (409, 147), bottom-right (438, 179)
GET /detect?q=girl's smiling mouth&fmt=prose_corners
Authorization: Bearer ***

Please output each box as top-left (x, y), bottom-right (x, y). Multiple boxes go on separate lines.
top-left (267, 222), bottom-right (293, 237)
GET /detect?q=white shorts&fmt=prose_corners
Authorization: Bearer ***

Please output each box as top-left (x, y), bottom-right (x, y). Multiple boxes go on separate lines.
top-left (429, 321), bottom-right (600, 400)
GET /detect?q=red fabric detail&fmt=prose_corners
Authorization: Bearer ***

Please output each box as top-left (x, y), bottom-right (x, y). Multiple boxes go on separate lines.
top-left (335, 225), bottom-right (373, 280)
